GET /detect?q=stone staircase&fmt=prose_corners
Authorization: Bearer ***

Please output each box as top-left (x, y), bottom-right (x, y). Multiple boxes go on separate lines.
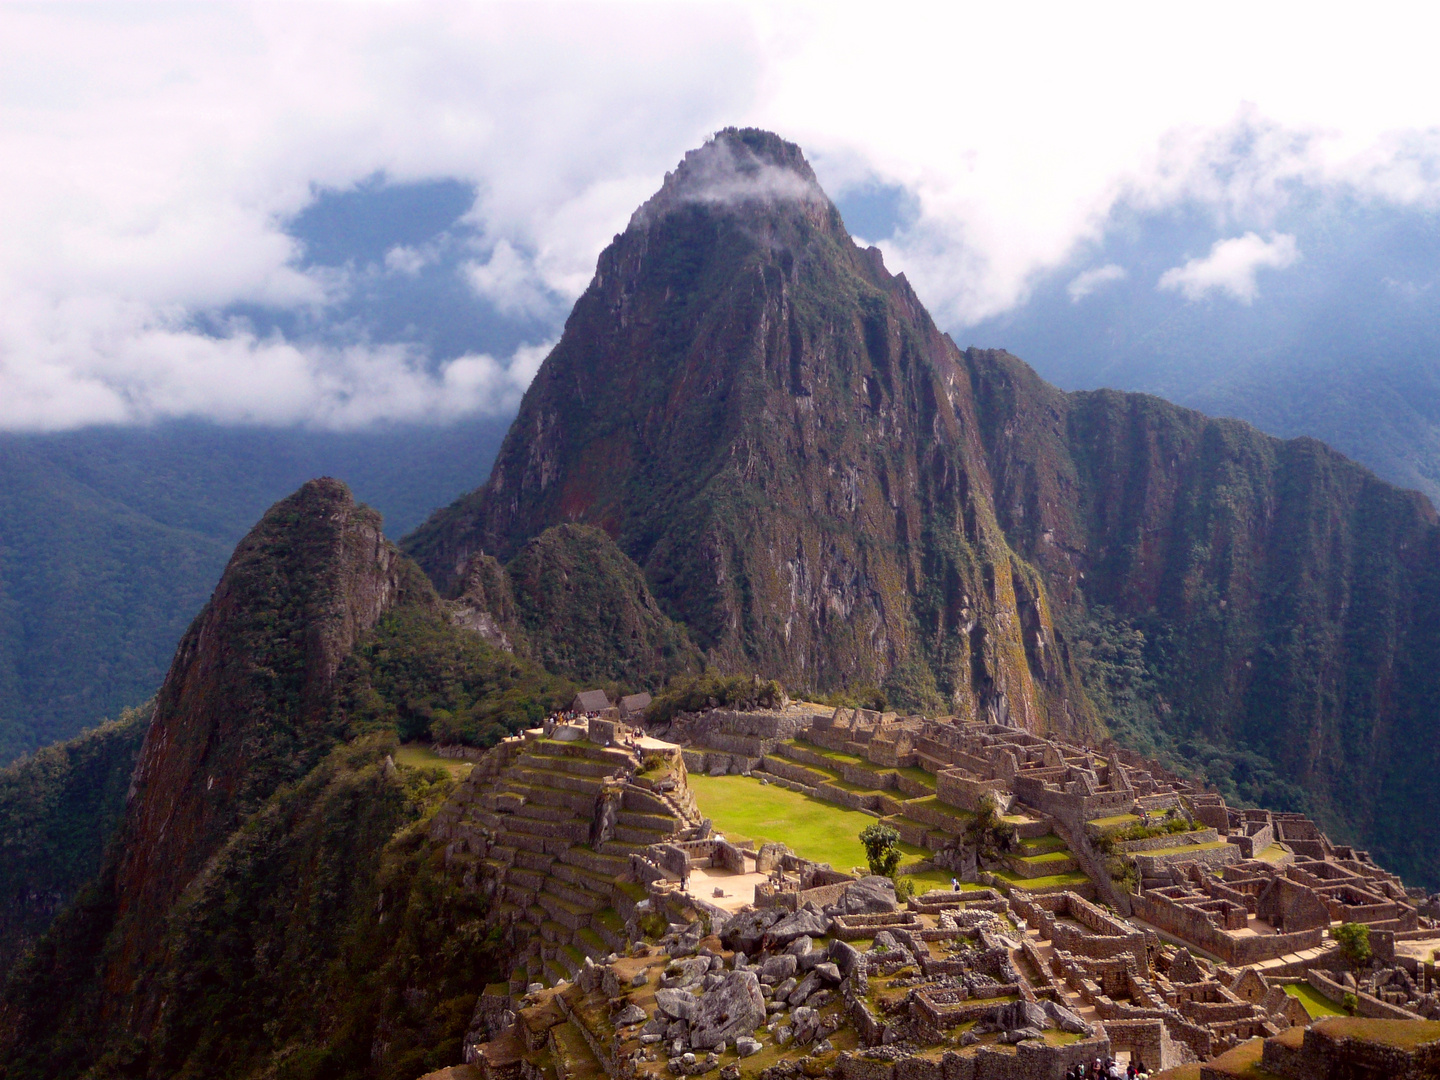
top-left (432, 731), bottom-right (699, 988)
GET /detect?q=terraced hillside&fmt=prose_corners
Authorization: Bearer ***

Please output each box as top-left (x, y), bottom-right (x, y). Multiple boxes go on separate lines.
top-left (431, 731), bottom-right (702, 989)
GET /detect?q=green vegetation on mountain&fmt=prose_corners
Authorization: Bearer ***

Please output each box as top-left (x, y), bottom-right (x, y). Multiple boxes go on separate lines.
top-left (0, 480), bottom-right (582, 1079)
top-left (0, 419), bottom-right (510, 765)
top-left (505, 524), bottom-right (702, 686)
top-left (341, 595), bottom-right (576, 749)
top-left (0, 704), bottom-right (150, 979)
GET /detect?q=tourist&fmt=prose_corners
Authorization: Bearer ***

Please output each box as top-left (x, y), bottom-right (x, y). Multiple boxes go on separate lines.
top-left (951, 877), bottom-right (960, 892)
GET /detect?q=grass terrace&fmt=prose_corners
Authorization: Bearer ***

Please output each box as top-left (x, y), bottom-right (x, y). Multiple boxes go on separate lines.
top-left (688, 773), bottom-right (927, 872)
top-left (1196, 1037), bottom-right (1279, 1078)
top-left (1310, 1016), bottom-right (1440, 1049)
top-left (1088, 813), bottom-right (1142, 829)
top-left (900, 867), bottom-right (989, 893)
top-left (395, 743), bottom-right (474, 779)
top-left (905, 795), bottom-right (975, 822)
top-left (992, 867), bottom-right (1092, 892)
top-left (1283, 982), bottom-right (1345, 1019)
top-left (1138, 840), bottom-right (1232, 857)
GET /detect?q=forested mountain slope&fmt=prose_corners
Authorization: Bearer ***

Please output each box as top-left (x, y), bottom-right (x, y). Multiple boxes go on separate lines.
top-left (0, 480), bottom-right (576, 1079)
top-left (0, 419), bottom-right (509, 764)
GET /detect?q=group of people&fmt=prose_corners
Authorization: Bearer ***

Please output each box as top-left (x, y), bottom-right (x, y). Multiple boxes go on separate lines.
top-left (1065, 1060), bottom-right (1149, 1079)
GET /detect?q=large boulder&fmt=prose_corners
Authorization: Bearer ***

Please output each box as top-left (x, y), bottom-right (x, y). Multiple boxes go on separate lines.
top-left (834, 876), bottom-right (898, 914)
top-left (1041, 999), bottom-right (1093, 1036)
top-left (978, 1000), bottom-right (1050, 1034)
top-left (758, 954), bottom-right (798, 983)
top-left (721, 908), bottom-right (781, 954)
top-left (615, 1002), bottom-right (648, 1026)
top-left (765, 904), bottom-right (830, 945)
top-left (787, 971), bottom-right (822, 1006)
top-left (655, 988), bottom-right (701, 1022)
top-left (687, 971), bottom-right (767, 1050)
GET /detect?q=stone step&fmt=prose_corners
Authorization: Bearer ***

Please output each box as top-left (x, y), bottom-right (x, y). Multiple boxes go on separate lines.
top-left (544, 876), bottom-right (608, 913)
top-left (551, 861), bottom-right (620, 896)
top-left (613, 822), bottom-right (673, 846)
top-left (504, 883), bottom-right (537, 909)
top-left (513, 848), bottom-right (556, 873)
top-left (540, 920), bottom-right (570, 944)
top-left (515, 801), bottom-right (586, 826)
top-left (499, 829), bottom-right (552, 856)
top-left (500, 814), bottom-right (590, 843)
top-left (556, 944), bottom-right (586, 978)
top-left (538, 891), bottom-right (594, 932)
top-left (534, 741), bottom-right (636, 769)
top-left (543, 957), bottom-right (569, 987)
top-left (504, 774), bottom-right (603, 806)
top-left (559, 845), bottom-right (630, 878)
top-left (1004, 851), bottom-right (1081, 878)
top-left (516, 753), bottom-right (617, 780)
top-left (615, 810), bottom-right (679, 834)
top-left (469, 809), bottom-right (505, 831)
top-left (598, 839), bottom-right (649, 858)
top-left (573, 926), bottom-right (609, 962)
top-left (526, 904), bottom-right (548, 927)
top-left (591, 908), bottom-right (629, 954)
top-left (500, 781), bottom-right (595, 814)
top-left (506, 866), bottom-right (548, 891)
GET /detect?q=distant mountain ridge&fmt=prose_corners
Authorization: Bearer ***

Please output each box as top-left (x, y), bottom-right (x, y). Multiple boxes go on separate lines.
top-left (409, 129), bottom-right (1440, 887)
top-left (0, 418), bottom-right (510, 764)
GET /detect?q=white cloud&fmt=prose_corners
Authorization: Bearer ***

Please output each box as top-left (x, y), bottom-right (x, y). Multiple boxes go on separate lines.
top-left (4, 2), bottom-right (1440, 427)
top-left (1067, 264), bottom-right (1127, 302)
top-left (384, 245), bottom-right (431, 276)
top-left (1158, 233), bottom-right (1299, 303)
top-left (464, 240), bottom-right (557, 318)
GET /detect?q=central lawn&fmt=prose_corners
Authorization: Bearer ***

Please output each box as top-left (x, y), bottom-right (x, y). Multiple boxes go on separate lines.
top-left (1283, 982), bottom-right (1344, 1018)
top-left (395, 743), bottom-right (474, 779)
top-left (688, 773), bottom-right (926, 873)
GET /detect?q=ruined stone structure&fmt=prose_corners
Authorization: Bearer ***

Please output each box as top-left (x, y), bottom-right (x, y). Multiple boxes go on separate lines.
top-left (443, 704), bottom-right (1440, 1080)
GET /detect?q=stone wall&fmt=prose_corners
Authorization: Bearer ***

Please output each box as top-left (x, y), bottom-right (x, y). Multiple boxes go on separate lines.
top-left (936, 771), bottom-right (1009, 813)
top-left (1130, 890), bottom-right (1324, 965)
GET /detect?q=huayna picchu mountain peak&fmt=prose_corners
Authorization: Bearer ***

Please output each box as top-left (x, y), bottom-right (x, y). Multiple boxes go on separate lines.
top-left (408, 129), bottom-right (1440, 889)
top-left (405, 127), bottom-right (1088, 737)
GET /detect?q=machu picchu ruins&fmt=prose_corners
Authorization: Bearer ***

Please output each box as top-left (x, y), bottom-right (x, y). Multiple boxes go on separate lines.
top-left (430, 701), bottom-right (1440, 1080)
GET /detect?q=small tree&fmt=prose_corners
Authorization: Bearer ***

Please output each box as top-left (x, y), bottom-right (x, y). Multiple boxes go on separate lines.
top-left (966, 793), bottom-right (1017, 863)
top-left (1332, 922), bottom-right (1372, 968)
top-left (860, 822), bottom-right (902, 878)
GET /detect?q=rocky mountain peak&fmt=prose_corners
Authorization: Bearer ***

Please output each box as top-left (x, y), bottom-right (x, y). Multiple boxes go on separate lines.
top-left (628, 127), bottom-right (829, 233)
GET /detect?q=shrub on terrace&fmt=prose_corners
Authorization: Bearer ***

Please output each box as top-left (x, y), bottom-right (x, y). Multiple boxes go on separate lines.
top-left (860, 823), bottom-right (902, 878)
top-left (1332, 922), bottom-right (1372, 968)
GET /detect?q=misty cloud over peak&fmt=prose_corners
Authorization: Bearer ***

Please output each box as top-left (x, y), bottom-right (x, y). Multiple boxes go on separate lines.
top-left (7, 5), bottom-right (1440, 431)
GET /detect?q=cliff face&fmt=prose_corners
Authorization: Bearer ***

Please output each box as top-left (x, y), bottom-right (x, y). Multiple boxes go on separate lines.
top-left (965, 350), bottom-right (1440, 884)
top-left (407, 129), bottom-right (1089, 732)
top-left (108, 478), bottom-right (406, 1009)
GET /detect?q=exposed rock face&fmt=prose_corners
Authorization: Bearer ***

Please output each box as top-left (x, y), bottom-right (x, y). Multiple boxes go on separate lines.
top-left (451, 551), bottom-right (525, 653)
top-left (833, 876), bottom-right (899, 914)
top-left (110, 479), bottom-right (405, 1002)
top-left (406, 127), bottom-right (1089, 731)
top-left (687, 970), bottom-right (766, 1050)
